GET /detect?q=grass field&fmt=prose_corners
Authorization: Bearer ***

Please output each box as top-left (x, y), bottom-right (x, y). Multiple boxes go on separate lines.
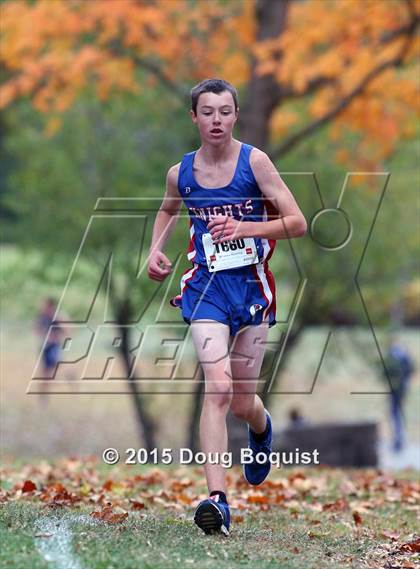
top-left (2, 321), bottom-right (419, 566)
top-left (2, 322), bottom-right (419, 460)
top-left (1, 461), bottom-right (419, 569)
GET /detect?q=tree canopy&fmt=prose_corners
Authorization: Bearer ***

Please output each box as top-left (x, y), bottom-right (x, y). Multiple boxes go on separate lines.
top-left (1, 0), bottom-right (418, 165)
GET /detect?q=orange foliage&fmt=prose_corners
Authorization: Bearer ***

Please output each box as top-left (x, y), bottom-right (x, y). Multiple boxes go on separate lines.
top-left (0, 0), bottom-right (418, 165)
top-left (258, 0), bottom-right (419, 163)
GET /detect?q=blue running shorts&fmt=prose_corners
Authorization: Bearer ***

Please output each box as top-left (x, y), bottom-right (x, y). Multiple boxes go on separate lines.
top-left (42, 342), bottom-right (60, 369)
top-left (170, 262), bottom-right (276, 337)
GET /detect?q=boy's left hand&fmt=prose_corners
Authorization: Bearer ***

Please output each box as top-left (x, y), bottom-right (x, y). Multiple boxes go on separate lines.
top-left (207, 215), bottom-right (247, 243)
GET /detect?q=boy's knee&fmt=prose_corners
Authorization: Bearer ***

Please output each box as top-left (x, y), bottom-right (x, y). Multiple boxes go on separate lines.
top-left (204, 379), bottom-right (232, 409)
top-left (230, 397), bottom-right (254, 421)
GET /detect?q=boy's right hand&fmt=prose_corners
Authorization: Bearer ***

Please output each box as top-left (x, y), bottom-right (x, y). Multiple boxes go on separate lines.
top-left (147, 250), bottom-right (173, 281)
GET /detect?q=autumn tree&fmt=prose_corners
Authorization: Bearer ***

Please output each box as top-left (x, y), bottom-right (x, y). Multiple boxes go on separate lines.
top-left (1, 0), bottom-right (418, 161)
top-left (1, 0), bottom-right (418, 449)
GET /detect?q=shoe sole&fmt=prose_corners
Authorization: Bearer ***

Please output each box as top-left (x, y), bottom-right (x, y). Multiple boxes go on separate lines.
top-left (194, 502), bottom-right (229, 536)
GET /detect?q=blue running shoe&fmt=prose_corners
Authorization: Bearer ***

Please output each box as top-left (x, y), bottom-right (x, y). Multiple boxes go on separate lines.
top-left (243, 409), bottom-right (273, 485)
top-left (194, 498), bottom-right (230, 536)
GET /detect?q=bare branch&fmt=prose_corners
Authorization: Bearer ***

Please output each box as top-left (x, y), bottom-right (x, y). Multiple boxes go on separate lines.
top-left (106, 37), bottom-right (189, 105)
top-left (132, 56), bottom-right (189, 104)
top-left (269, 21), bottom-right (417, 160)
top-left (281, 75), bottom-right (333, 99)
top-left (280, 13), bottom-right (420, 100)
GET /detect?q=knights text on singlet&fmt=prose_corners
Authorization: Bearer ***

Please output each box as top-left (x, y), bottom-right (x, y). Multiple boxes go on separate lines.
top-left (177, 142), bottom-right (276, 268)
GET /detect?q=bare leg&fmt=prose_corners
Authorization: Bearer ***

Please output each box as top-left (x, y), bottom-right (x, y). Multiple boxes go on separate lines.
top-left (229, 319), bottom-right (270, 433)
top-left (190, 320), bottom-right (232, 495)
top-left (39, 365), bottom-right (51, 407)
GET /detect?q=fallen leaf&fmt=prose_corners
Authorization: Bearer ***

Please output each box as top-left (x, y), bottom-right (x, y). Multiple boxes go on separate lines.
top-left (322, 498), bottom-right (349, 512)
top-left (352, 511), bottom-right (363, 526)
top-left (90, 506), bottom-right (128, 524)
top-left (246, 493), bottom-right (269, 504)
top-left (39, 482), bottom-right (78, 506)
top-left (170, 478), bottom-right (193, 492)
top-left (129, 500), bottom-right (146, 510)
top-left (381, 529), bottom-right (400, 541)
top-left (288, 472), bottom-right (306, 484)
top-left (22, 480), bottom-right (37, 493)
top-left (177, 493), bottom-right (193, 505)
top-left (102, 480), bottom-right (114, 491)
top-left (0, 491), bottom-right (9, 503)
top-left (399, 537), bottom-right (420, 553)
top-left (339, 480), bottom-right (358, 495)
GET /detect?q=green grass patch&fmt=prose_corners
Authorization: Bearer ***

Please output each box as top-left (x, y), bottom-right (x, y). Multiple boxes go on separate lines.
top-left (1, 466), bottom-right (418, 569)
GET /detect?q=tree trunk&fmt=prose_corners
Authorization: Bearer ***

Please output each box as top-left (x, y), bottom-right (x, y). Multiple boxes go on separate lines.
top-left (224, 0), bottom-right (293, 438)
top-left (239, 0), bottom-right (291, 150)
top-left (188, 0), bottom-right (293, 452)
top-left (116, 298), bottom-right (157, 452)
top-left (261, 322), bottom-right (304, 407)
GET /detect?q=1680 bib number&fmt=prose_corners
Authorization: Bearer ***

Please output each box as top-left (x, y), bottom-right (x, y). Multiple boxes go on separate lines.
top-left (214, 239), bottom-right (246, 253)
top-left (202, 232), bottom-right (258, 272)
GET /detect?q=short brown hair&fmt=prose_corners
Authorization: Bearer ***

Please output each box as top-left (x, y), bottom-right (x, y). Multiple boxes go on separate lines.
top-left (190, 78), bottom-right (238, 114)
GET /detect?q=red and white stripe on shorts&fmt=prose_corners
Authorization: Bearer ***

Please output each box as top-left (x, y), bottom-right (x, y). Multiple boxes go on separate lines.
top-left (252, 201), bottom-right (277, 320)
top-left (186, 219), bottom-right (197, 262)
top-left (251, 261), bottom-right (276, 320)
top-left (169, 262), bottom-right (199, 307)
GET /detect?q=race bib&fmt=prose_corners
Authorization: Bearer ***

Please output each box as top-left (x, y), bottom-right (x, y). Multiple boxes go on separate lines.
top-left (202, 232), bottom-right (259, 272)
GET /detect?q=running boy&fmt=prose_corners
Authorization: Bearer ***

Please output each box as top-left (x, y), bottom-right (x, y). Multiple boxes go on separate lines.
top-left (148, 78), bottom-right (307, 536)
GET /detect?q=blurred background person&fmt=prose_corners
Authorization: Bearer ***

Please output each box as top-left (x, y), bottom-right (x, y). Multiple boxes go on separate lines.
top-left (381, 338), bottom-right (415, 453)
top-left (288, 407), bottom-right (309, 429)
top-left (35, 297), bottom-right (67, 404)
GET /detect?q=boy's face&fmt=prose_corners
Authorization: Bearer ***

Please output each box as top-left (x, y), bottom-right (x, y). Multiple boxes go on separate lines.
top-left (191, 91), bottom-right (238, 145)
